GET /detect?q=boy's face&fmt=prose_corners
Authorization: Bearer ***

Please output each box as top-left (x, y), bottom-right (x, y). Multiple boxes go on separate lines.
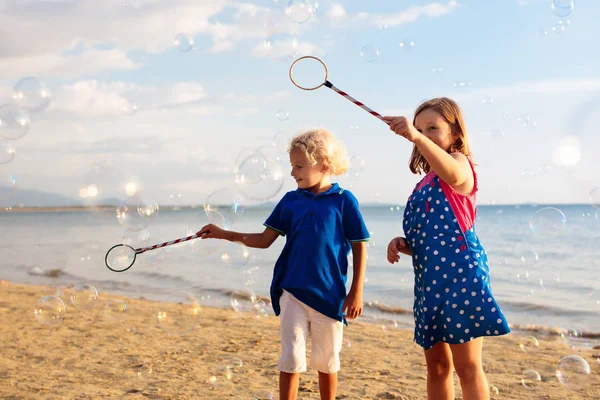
top-left (289, 146), bottom-right (328, 190)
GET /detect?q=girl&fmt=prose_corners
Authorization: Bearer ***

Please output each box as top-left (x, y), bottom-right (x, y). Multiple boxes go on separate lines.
top-left (198, 129), bottom-right (370, 400)
top-left (384, 98), bottom-right (510, 400)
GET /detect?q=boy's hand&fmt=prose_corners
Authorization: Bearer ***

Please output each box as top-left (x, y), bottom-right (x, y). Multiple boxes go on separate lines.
top-left (342, 289), bottom-right (363, 320)
top-left (387, 236), bottom-right (408, 264)
top-left (383, 116), bottom-right (421, 143)
top-left (197, 224), bottom-right (227, 240)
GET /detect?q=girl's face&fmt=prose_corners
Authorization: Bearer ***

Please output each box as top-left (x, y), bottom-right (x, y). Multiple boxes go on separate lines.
top-left (289, 146), bottom-right (328, 190)
top-left (414, 108), bottom-right (458, 152)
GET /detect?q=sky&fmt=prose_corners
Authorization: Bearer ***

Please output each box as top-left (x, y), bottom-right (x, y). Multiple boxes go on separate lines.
top-left (0, 0), bottom-right (599, 207)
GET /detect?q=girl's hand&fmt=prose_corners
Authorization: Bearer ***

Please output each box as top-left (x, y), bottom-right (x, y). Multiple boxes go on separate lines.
top-left (383, 116), bottom-right (421, 143)
top-left (197, 224), bottom-right (227, 240)
top-left (387, 236), bottom-right (409, 264)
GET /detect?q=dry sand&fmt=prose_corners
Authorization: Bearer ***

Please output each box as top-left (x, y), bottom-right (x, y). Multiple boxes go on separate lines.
top-left (1, 281), bottom-right (599, 399)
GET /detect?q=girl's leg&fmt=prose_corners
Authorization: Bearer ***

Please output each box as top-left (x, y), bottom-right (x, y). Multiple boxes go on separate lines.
top-left (317, 371), bottom-right (337, 400)
top-left (424, 342), bottom-right (454, 400)
top-left (449, 337), bottom-right (489, 400)
top-left (280, 372), bottom-right (301, 400)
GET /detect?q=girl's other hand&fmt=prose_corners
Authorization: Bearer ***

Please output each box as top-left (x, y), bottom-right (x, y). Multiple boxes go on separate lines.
top-left (387, 236), bottom-right (408, 264)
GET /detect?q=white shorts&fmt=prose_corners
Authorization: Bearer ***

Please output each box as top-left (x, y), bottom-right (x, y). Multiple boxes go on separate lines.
top-left (278, 290), bottom-right (344, 374)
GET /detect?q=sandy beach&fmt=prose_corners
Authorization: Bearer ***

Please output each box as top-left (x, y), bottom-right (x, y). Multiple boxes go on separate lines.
top-left (1, 281), bottom-right (599, 400)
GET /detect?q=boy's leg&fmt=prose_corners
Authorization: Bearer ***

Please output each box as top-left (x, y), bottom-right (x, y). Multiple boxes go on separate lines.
top-left (317, 371), bottom-right (337, 400)
top-left (307, 308), bottom-right (343, 400)
top-left (278, 291), bottom-right (310, 400)
top-left (280, 372), bottom-right (301, 400)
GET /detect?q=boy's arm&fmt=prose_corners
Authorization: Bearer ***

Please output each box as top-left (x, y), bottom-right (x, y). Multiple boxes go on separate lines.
top-left (223, 227), bottom-right (280, 249)
top-left (343, 241), bottom-right (367, 319)
top-left (349, 241), bottom-right (367, 294)
top-left (198, 224), bottom-right (280, 249)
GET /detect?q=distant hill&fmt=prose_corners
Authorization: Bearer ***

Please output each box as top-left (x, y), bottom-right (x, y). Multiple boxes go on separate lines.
top-left (0, 186), bottom-right (87, 208)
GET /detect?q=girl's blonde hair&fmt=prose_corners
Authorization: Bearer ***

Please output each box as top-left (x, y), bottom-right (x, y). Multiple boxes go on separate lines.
top-left (409, 97), bottom-right (472, 175)
top-left (288, 129), bottom-right (349, 176)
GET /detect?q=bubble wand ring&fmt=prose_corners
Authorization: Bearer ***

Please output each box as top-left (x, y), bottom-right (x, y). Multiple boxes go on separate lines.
top-left (289, 55), bottom-right (390, 124)
top-left (105, 232), bottom-right (203, 273)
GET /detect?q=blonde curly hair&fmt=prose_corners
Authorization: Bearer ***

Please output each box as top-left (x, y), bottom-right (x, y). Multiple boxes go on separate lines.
top-left (288, 129), bottom-right (349, 176)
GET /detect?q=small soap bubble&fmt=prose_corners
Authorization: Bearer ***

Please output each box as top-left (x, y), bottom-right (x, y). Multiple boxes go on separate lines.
top-left (360, 44), bottom-right (380, 62)
top-left (529, 207), bottom-right (567, 238)
top-left (284, 0), bottom-right (317, 24)
top-left (137, 364), bottom-right (153, 379)
top-left (70, 283), bottom-right (99, 309)
top-left (589, 187), bottom-right (600, 208)
top-left (122, 101), bottom-right (137, 116)
top-left (398, 40), bottom-right (415, 50)
top-left (490, 128), bottom-right (504, 139)
top-left (276, 109), bottom-right (289, 121)
top-left (174, 33), bottom-right (194, 52)
top-left (552, 0), bottom-right (574, 18)
top-left (0, 143), bottom-right (16, 165)
top-left (273, 131), bottom-right (290, 154)
top-left (253, 389), bottom-right (274, 400)
top-left (518, 336), bottom-right (539, 353)
top-left (226, 357), bottom-right (243, 371)
top-left (137, 200), bottom-right (159, 218)
top-left (103, 299), bottom-right (128, 322)
top-left (0, 104), bottom-right (31, 140)
top-left (34, 295), bottom-right (66, 326)
top-left (521, 370), bottom-right (541, 390)
top-left (230, 289), bottom-right (258, 317)
top-left (157, 291), bottom-right (201, 335)
top-left (204, 188), bottom-right (245, 227)
top-left (12, 77), bottom-right (51, 112)
top-left (453, 80), bottom-right (472, 90)
top-left (349, 156), bottom-right (365, 173)
top-left (556, 355), bottom-right (591, 390)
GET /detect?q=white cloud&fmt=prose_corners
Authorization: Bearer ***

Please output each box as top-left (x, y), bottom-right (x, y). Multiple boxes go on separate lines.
top-left (368, 1), bottom-right (458, 28)
top-left (0, 48), bottom-right (140, 78)
top-left (48, 80), bottom-right (208, 116)
top-left (0, 0), bottom-right (325, 77)
top-left (252, 36), bottom-right (323, 61)
top-left (454, 78), bottom-right (600, 103)
top-left (326, 3), bottom-right (348, 23)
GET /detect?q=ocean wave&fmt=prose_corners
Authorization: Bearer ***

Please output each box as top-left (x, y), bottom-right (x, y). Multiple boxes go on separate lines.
top-left (502, 299), bottom-right (599, 316)
top-left (509, 323), bottom-right (600, 339)
top-left (365, 301), bottom-right (412, 315)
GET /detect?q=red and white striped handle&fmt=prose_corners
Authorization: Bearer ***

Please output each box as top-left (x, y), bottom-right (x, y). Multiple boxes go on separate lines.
top-left (136, 232), bottom-right (202, 254)
top-left (324, 81), bottom-right (390, 125)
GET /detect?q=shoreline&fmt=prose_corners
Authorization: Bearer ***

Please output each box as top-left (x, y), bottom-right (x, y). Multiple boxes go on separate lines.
top-left (8, 268), bottom-right (600, 342)
top-left (1, 281), bottom-right (600, 399)
top-left (0, 202), bottom-right (597, 213)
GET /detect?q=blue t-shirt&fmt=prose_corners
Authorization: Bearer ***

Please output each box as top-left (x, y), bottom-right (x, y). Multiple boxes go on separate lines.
top-left (264, 183), bottom-right (370, 323)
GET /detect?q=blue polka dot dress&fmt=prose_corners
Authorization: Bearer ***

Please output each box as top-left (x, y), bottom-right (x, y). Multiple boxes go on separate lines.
top-left (403, 173), bottom-right (510, 350)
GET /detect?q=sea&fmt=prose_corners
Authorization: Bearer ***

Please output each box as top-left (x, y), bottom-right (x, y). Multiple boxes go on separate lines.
top-left (1, 203), bottom-right (599, 343)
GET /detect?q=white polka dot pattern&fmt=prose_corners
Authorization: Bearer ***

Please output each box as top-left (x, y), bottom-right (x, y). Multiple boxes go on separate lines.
top-left (403, 175), bottom-right (510, 350)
